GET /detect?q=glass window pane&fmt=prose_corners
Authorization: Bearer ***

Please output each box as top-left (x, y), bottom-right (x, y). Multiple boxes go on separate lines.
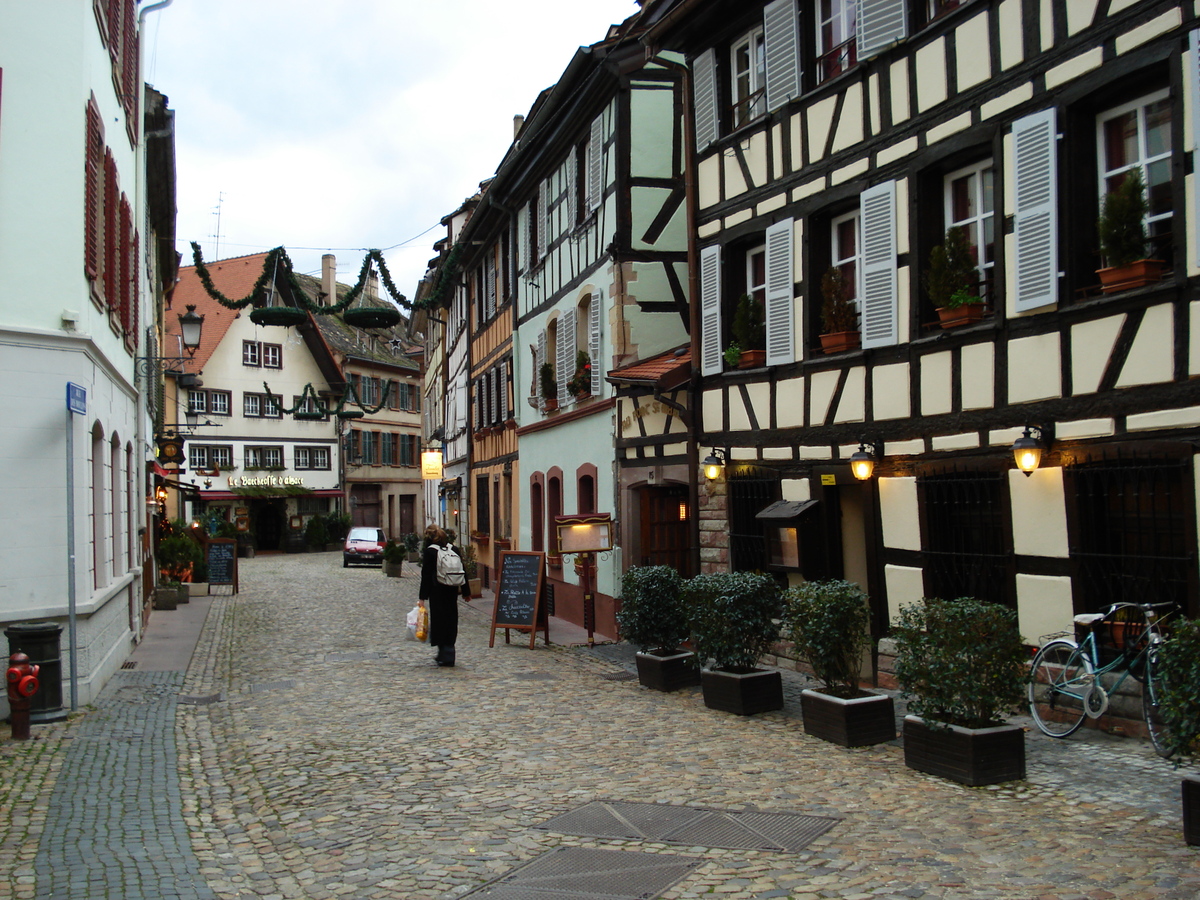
top-left (1144, 99), bottom-right (1171, 158)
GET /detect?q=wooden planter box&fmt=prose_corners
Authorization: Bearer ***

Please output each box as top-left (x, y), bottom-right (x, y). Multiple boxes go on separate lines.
top-left (737, 349), bottom-right (766, 369)
top-left (903, 715), bottom-right (1025, 786)
top-left (801, 689), bottom-right (896, 747)
top-left (187, 582), bottom-right (209, 598)
top-left (383, 560), bottom-right (404, 578)
top-left (1183, 776), bottom-right (1200, 847)
top-left (700, 668), bottom-right (783, 716)
top-left (635, 651), bottom-right (701, 692)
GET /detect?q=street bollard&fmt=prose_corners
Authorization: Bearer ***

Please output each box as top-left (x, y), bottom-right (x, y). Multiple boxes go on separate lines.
top-left (6, 652), bottom-right (40, 740)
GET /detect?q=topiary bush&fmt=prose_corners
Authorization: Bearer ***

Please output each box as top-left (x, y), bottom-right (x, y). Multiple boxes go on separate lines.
top-left (892, 597), bottom-right (1027, 728)
top-left (783, 579), bottom-right (871, 698)
top-left (685, 571), bottom-right (780, 673)
top-left (1154, 617), bottom-right (1200, 765)
top-left (305, 516), bottom-right (329, 548)
top-left (616, 566), bottom-right (689, 654)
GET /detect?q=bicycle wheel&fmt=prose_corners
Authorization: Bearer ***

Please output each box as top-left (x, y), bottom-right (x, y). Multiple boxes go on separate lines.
top-left (1028, 640), bottom-right (1092, 737)
top-left (1142, 647), bottom-right (1174, 758)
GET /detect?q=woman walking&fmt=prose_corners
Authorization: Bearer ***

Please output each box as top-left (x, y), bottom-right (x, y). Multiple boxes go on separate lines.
top-left (418, 525), bottom-right (469, 666)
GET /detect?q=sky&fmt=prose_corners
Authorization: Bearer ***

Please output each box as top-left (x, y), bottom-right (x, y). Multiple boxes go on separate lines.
top-left (144, 0), bottom-right (642, 304)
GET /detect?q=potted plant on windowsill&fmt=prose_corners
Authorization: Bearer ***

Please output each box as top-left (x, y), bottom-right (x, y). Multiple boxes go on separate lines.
top-left (819, 266), bottom-right (860, 353)
top-left (731, 293), bottom-right (766, 368)
top-left (1147, 616), bottom-right (1200, 845)
top-left (892, 596), bottom-right (1028, 786)
top-left (382, 540), bottom-right (406, 577)
top-left (539, 361), bottom-right (558, 412)
top-left (685, 571), bottom-right (782, 715)
top-left (617, 566), bottom-right (700, 692)
top-left (926, 226), bottom-right (985, 328)
top-left (784, 579), bottom-right (895, 747)
top-left (1097, 168), bottom-right (1164, 293)
top-left (566, 350), bottom-right (592, 400)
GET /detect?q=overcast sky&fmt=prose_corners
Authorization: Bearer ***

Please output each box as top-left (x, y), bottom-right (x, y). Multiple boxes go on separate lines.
top-left (144, 0), bottom-right (640, 303)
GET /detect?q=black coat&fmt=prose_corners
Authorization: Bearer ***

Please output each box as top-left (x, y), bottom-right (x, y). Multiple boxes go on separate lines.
top-left (419, 542), bottom-right (468, 648)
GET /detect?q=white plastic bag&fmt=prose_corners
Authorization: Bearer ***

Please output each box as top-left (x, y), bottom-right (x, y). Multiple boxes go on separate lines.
top-left (406, 605), bottom-right (421, 641)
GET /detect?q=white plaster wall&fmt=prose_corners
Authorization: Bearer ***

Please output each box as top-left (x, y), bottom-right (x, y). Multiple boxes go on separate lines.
top-left (697, 155), bottom-right (720, 210)
top-left (890, 58), bottom-right (910, 123)
top-left (955, 14), bottom-right (992, 90)
top-left (778, 374), bottom-right (805, 428)
top-left (1071, 315), bottom-right (1124, 395)
top-left (915, 38), bottom-right (948, 113)
top-left (746, 132), bottom-right (768, 188)
top-left (872, 362), bottom-right (911, 420)
top-left (831, 83), bottom-right (865, 153)
top-left (1017, 574), bottom-right (1075, 646)
top-left (998, 0), bottom-right (1024, 70)
top-left (701, 386), bottom-right (723, 433)
top-left (1009, 467), bottom-right (1069, 558)
top-left (879, 476), bottom-right (921, 551)
top-left (1116, 303), bottom-right (1174, 388)
top-left (833, 367), bottom-right (866, 424)
top-left (920, 351), bottom-right (953, 416)
top-left (806, 95), bottom-right (838, 163)
top-left (884, 564), bottom-right (925, 623)
top-left (1008, 333), bottom-right (1063, 403)
top-left (781, 478), bottom-right (812, 502)
top-left (723, 152), bottom-right (748, 199)
top-left (961, 342), bottom-right (995, 410)
top-left (809, 370), bottom-right (840, 425)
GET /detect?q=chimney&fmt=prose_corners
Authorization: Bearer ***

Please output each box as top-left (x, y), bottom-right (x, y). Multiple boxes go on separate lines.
top-left (513, 115), bottom-right (524, 139)
top-left (321, 254), bottom-right (336, 307)
top-left (367, 271), bottom-right (379, 300)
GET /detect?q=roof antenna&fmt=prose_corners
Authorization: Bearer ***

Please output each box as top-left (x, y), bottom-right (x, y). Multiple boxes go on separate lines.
top-left (210, 192), bottom-right (225, 260)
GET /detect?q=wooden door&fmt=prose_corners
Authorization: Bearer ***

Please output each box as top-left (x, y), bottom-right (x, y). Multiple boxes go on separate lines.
top-left (639, 485), bottom-right (693, 575)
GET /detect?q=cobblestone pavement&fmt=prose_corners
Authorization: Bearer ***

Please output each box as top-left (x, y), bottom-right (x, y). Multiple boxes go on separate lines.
top-left (0, 552), bottom-right (1196, 900)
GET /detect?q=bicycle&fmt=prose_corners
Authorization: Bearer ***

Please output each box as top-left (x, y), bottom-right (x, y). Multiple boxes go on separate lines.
top-left (1027, 600), bottom-right (1180, 756)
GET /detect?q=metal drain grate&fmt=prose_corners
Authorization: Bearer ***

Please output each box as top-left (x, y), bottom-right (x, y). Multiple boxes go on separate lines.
top-left (461, 847), bottom-right (700, 900)
top-left (537, 800), bottom-right (838, 852)
top-left (121, 661), bottom-right (137, 670)
top-left (179, 692), bottom-right (223, 706)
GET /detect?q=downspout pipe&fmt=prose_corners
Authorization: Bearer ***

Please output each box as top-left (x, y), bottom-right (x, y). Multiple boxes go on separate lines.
top-left (138, 0), bottom-right (175, 23)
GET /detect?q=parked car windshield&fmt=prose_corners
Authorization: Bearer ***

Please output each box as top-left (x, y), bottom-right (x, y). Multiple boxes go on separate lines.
top-left (347, 528), bottom-right (384, 542)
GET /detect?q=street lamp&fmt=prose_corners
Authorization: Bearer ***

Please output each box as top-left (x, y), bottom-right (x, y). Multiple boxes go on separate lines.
top-left (135, 305), bottom-right (205, 377)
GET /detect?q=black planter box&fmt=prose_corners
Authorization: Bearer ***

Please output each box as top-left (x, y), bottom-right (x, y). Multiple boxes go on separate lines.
top-left (903, 715), bottom-right (1025, 786)
top-left (635, 651), bottom-right (701, 692)
top-left (700, 668), bottom-right (783, 716)
top-left (1184, 776), bottom-right (1200, 847)
top-left (801, 689), bottom-right (896, 747)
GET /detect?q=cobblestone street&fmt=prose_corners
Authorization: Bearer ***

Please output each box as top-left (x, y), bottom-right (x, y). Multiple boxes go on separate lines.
top-left (0, 551), bottom-right (1197, 900)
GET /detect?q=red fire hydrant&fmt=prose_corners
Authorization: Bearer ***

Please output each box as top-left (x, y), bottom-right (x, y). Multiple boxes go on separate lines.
top-left (6, 653), bottom-right (40, 741)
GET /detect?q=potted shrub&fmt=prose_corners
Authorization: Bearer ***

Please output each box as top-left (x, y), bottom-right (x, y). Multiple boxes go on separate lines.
top-left (154, 580), bottom-right (183, 610)
top-left (539, 361), bottom-right (558, 411)
top-left (731, 293), bottom-right (766, 368)
top-left (403, 532), bottom-right (422, 563)
top-left (462, 544), bottom-right (482, 598)
top-left (1097, 167), bottom-right (1163, 293)
top-left (304, 515), bottom-right (329, 552)
top-left (819, 266), bottom-right (860, 353)
top-left (784, 580), bottom-right (895, 747)
top-left (1149, 617), bottom-right (1200, 845)
top-left (617, 565), bottom-right (700, 692)
top-left (382, 540), bottom-right (406, 578)
top-left (685, 571), bottom-right (782, 715)
top-left (565, 350), bottom-right (592, 399)
top-left (925, 226), bottom-right (985, 328)
top-left (157, 533), bottom-right (203, 592)
top-left (892, 597), bottom-right (1028, 786)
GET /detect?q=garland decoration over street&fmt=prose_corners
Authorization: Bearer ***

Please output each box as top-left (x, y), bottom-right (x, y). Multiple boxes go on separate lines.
top-left (414, 242), bottom-right (463, 310)
top-left (261, 379), bottom-right (392, 418)
top-left (189, 242), bottom-right (411, 321)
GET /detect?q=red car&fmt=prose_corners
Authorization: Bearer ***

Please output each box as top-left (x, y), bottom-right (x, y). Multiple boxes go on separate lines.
top-left (343, 527), bottom-right (386, 567)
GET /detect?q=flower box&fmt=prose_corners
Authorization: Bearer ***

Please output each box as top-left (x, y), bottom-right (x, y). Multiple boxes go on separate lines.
top-left (700, 668), bottom-right (783, 716)
top-left (902, 715), bottom-right (1025, 786)
top-left (636, 650), bottom-right (701, 692)
top-left (801, 688), bottom-right (896, 747)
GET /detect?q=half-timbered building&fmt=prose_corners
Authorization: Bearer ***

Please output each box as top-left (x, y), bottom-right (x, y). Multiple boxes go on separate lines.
top-left (641, 0), bottom-right (1200, 648)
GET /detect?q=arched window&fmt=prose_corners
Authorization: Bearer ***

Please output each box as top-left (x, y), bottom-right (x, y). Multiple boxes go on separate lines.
top-left (547, 474), bottom-right (562, 555)
top-left (91, 422), bottom-right (106, 589)
top-left (531, 476), bottom-right (544, 551)
top-left (110, 434), bottom-right (121, 578)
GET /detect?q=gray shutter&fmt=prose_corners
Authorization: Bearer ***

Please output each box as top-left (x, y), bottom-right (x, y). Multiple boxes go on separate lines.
top-left (858, 0), bottom-right (908, 60)
top-left (473, 378), bottom-right (481, 429)
top-left (1191, 31), bottom-right (1200, 268)
top-left (764, 218), bottom-right (795, 366)
top-left (693, 49), bottom-right (719, 152)
top-left (1013, 108), bottom-right (1059, 312)
top-left (557, 309), bottom-right (576, 407)
top-left (499, 360), bottom-right (508, 419)
top-left (566, 146), bottom-right (578, 227)
top-left (588, 113), bottom-right (604, 211)
top-left (590, 289), bottom-right (603, 395)
top-left (860, 181), bottom-right (898, 349)
top-left (764, 0), bottom-right (800, 112)
top-left (537, 184), bottom-right (548, 260)
top-left (487, 370), bottom-right (495, 424)
top-left (699, 244), bottom-right (723, 376)
top-left (485, 253), bottom-right (496, 320)
top-left (520, 203), bottom-right (531, 274)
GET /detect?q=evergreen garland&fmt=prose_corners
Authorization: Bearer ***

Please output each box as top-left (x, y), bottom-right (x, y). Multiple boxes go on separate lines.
top-left (262, 379), bottom-right (391, 417)
top-left (415, 242), bottom-right (463, 310)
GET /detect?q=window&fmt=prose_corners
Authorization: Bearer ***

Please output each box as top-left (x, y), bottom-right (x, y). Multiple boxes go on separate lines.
top-left (188, 390), bottom-right (206, 414)
top-left (831, 211), bottom-right (862, 311)
top-left (381, 432), bottom-right (394, 466)
top-left (1097, 91), bottom-right (1173, 262)
top-left (818, 0), bottom-right (857, 82)
top-left (242, 341), bottom-right (260, 366)
top-left (262, 343), bottom-right (282, 368)
top-left (189, 444), bottom-right (208, 470)
top-left (190, 445), bottom-right (233, 470)
top-left (731, 27), bottom-right (765, 128)
top-left (245, 446), bottom-right (283, 469)
top-left (920, 470), bottom-right (1013, 608)
top-left (209, 391), bottom-right (230, 416)
top-left (945, 160), bottom-right (996, 300)
top-left (293, 393), bottom-right (326, 419)
top-left (243, 393), bottom-right (260, 417)
top-left (476, 475), bottom-right (490, 537)
top-left (295, 446), bottom-right (331, 470)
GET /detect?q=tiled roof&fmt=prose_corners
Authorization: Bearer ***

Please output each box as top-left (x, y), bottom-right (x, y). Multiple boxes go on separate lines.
top-left (606, 345), bottom-right (691, 390)
top-left (168, 253), bottom-right (270, 372)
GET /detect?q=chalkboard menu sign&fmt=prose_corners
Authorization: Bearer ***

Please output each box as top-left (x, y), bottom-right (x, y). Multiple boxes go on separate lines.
top-left (489, 551), bottom-right (548, 648)
top-left (205, 539), bottom-right (238, 592)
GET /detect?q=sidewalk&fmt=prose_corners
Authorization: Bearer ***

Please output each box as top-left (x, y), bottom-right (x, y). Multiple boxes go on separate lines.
top-left (1, 552), bottom-right (1195, 900)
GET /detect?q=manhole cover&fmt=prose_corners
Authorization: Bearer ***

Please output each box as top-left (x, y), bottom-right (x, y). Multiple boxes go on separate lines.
top-left (460, 847), bottom-right (700, 899)
top-left (537, 800), bottom-right (837, 852)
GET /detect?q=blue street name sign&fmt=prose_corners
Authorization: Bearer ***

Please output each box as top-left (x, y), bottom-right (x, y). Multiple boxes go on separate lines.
top-left (66, 383), bottom-right (86, 415)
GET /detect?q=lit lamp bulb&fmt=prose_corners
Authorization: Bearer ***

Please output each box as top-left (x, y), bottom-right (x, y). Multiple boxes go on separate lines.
top-left (849, 444), bottom-right (876, 480)
top-left (702, 453), bottom-right (723, 481)
top-left (1013, 427), bottom-right (1043, 476)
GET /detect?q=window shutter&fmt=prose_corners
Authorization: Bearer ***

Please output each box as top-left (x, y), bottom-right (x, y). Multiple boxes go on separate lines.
top-left (558, 309), bottom-right (576, 406)
top-left (119, 197), bottom-right (132, 335)
top-left (85, 101), bottom-right (103, 279)
top-left (537, 183), bottom-right (548, 260)
top-left (590, 289), bottom-right (603, 395)
top-left (699, 244), bottom-right (723, 375)
top-left (693, 49), bottom-right (719, 152)
top-left (489, 370), bottom-right (497, 424)
top-left (121, 0), bottom-right (138, 131)
top-left (537, 329), bottom-right (547, 405)
top-left (473, 378), bottom-right (482, 429)
top-left (860, 180), bottom-right (898, 349)
top-left (1013, 108), bottom-right (1058, 312)
top-left (103, 151), bottom-right (118, 308)
top-left (566, 146), bottom-right (578, 227)
top-left (129, 229), bottom-right (139, 348)
top-left (499, 360), bottom-right (508, 420)
top-left (518, 203), bottom-right (529, 274)
top-left (764, 0), bottom-right (800, 112)
top-left (764, 218), bottom-right (795, 365)
top-left (858, 0), bottom-right (908, 61)
top-left (588, 113), bottom-right (604, 211)
top-left (1191, 31), bottom-right (1200, 268)
top-left (485, 252), bottom-right (496, 320)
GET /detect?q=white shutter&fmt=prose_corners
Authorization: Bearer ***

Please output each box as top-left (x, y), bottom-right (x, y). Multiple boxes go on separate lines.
top-left (858, 0), bottom-right (908, 61)
top-left (860, 181), bottom-right (898, 349)
top-left (588, 113), bottom-right (604, 211)
top-left (590, 289), bottom-right (603, 395)
top-left (699, 244), bottom-right (723, 376)
top-left (520, 203), bottom-right (531, 274)
top-left (499, 360), bottom-right (508, 419)
top-left (1191, 31), bottom-right (1200, 268)
top-left (764, 218), bottom-right (795, 366)
top-left (485, 253), bottom-right (496, 320)
top-left (764, 0), bottom-right (800, 112)
top-left (537, 183), bottom-right (548, 260)
top-left (1013, 108), bottom-right (1059, 312)
top-left (693, 49), bottom-right (719, 152)
top-left (488, 370), bottom-right (496, 425)
top-left (473, 378), bottom-right (481, 429)
top-left (566, 146), bottom-right (578, 227)
top-left (557, 309), bottom-right (576, 407)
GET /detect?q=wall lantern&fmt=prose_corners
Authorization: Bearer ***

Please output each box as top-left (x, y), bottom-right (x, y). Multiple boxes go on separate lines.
top-left (135, 305), bottom-right (205, 378)
top-left (177, 305), bottom-right (205, 356)
top-left (1012, 425), bottom-right (1048, 476)
top-left (702, 449), bottom-right (727, 481)
top-left (849, 441), bottom-right (881, 481)
top-left (554, 513), bottom-right (614, 554)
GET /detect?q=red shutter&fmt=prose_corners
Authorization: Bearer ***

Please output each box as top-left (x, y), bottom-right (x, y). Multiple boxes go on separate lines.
top-left (122, 0), bottom-right (139, 140)
top-left (130, 230), bottom-right (140, 349)
top-left (119, 198), bottom-right (131, 333)
top-left (103, 151), bottom-right (118, 308)
top-left (84, 101), bottom-right (103, 280)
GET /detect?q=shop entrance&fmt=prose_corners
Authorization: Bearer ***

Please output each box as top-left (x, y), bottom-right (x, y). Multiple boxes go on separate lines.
top-left (250, 499), bottom-right (285, 551)
top-left (638, 484), bottom-right (693, 576)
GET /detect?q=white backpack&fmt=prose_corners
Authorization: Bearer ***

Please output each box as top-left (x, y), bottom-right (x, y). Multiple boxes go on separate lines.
top-left (435, 543), bottom-right (466, 587)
